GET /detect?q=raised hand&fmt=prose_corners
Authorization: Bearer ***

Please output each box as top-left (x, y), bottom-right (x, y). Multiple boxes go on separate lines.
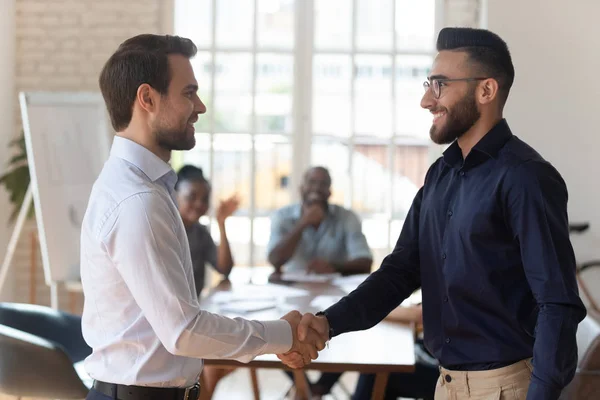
top-left (216, 194), bottom-right (240, 224)
top-left (278, 311), bottom-right (327, 369)
top-left (300, 203), bottom-right (326, 227)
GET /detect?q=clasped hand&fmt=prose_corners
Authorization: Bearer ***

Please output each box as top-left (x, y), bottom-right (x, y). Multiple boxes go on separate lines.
top-left (278, 311), bottom-right (330, 369)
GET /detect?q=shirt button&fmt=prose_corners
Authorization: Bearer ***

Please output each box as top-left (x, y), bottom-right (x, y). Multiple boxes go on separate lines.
top-left (444, 296), bottom-right (449, 303)
top-left (460, 171), bottom-right (465, 177)
top-left (445, 374), bottom-right (452, 383)
top-left (442, 253), bottom-right (447, 260)
top-left (445, 338), bottom-right (451, 344)
top-left (447, 210), bottom-right (453, 217)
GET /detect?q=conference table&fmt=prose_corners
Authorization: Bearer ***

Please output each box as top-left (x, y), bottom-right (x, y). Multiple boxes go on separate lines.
top-left (200, 276), bottom-right (416, 400)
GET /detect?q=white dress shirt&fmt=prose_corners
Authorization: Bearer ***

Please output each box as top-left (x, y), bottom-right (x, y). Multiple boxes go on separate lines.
top-left (80, 136), bottom-right (292, 387)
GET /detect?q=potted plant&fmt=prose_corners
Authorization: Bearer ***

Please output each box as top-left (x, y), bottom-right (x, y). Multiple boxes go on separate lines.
top-left (0, 133), bottom-right (33, 223)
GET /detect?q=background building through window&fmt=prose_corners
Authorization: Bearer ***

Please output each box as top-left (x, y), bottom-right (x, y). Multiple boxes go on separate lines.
top-left (174, 0), bottom-right (439, 272)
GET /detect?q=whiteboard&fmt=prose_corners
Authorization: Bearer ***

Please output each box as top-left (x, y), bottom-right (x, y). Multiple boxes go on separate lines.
top-left (19, 92), bottom-right (111, 284)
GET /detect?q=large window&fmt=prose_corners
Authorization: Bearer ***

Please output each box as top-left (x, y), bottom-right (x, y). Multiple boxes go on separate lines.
top-left (175, 0), bottom-right (439, 270)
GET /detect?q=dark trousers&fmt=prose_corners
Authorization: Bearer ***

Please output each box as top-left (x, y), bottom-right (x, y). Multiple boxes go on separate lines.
top-left (86, 388), bottom-right (112, 400)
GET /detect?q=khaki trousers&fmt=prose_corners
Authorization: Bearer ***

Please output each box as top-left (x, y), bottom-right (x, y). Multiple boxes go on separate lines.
top-left (435, 358), bottom-right (533, 400)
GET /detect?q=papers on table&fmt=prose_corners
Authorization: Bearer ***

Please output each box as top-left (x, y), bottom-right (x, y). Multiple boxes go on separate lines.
top-left (331, 274), bottom-right (369, 287)
top-left (331, 273), bottom-right (369, 294)
top-left (280, 272), bottom-right (341, 283)
top-left (210, 284), bottom-right (309, 305)
top-left (209, 283), bottom-right (311, 315)
top-left (219, 300), bottom-right (277, 314)
top-left (309, 295), bottom-right (344, 310)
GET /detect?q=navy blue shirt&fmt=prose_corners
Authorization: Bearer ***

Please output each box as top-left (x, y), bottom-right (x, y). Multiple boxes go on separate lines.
top-left (325, 120), bottom-right (586, 400)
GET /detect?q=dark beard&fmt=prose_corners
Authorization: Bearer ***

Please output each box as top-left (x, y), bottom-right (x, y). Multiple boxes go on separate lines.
top-left (155, 128), bottom-right (195, 151)
top-left (430, 88), bottom-right (481, 145)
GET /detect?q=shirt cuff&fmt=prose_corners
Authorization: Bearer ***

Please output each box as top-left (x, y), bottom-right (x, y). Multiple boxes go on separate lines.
top-left (259, 319), bottom-right (293, 355)
top-left (526, 378), bottom-right (563, 400)
top-left (324, 302), bottom-right (348, 338)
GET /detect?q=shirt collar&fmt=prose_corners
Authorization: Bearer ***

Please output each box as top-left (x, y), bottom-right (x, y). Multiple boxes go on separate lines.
top-left (110, 136), bottom-right (175, 187)
top-left (443, 119), bottom-right (513, 169)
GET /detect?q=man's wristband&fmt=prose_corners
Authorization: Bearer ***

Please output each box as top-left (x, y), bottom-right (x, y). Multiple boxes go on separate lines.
top-left (315, 311), bottom-right (334, 340)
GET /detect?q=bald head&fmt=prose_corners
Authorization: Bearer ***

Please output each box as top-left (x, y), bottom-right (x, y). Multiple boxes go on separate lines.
top-left (300, 166), bottom-right (331, 208)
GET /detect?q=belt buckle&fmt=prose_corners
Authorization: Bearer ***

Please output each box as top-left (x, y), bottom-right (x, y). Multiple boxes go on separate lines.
top-left (184, 383), bottom-right (200, 400)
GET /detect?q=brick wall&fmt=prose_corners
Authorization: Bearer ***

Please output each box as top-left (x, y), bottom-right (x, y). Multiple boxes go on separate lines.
top-left (16, 0), bottom-right (171, 92)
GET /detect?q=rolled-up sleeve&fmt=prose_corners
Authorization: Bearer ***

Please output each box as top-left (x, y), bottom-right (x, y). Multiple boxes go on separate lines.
top-left (102, 192), bottom-right (292, 362)
top-left (505, 161), bottom-right (586, 400)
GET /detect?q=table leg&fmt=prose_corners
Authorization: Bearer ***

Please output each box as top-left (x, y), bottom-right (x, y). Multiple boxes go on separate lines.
top-left (371, 372), bottom-right (389, 400)
top-left (249, 368), bottom-right (260, 400)
top-left (292, 369), bottom-right (312, 399)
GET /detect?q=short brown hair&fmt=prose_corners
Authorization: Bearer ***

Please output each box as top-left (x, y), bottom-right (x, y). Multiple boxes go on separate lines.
top-left (99, 34), bottom-right (197, 131)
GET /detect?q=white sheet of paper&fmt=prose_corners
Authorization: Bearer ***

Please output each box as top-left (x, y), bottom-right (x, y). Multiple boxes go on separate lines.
top-left (331, 274), bottom-right (369, 287)
top-left (219, 300), bottom-right (277, 314)
top-left (210, 284), bottom-right (310, 304)
top-left (280, 272), bottom-right (341, 283)
top-left (309, 295), bottom-right (344, 310)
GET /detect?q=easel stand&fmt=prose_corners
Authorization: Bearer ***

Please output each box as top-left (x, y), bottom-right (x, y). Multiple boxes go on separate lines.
top-left (0, 184), bottom-right (58, 309)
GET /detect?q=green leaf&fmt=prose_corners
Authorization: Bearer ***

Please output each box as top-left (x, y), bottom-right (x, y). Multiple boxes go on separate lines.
top-left (0, 132), bottom-right (33, 224)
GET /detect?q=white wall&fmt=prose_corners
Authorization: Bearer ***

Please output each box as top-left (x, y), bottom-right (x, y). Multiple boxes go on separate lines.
top-left (487, 0), bottom-right (600, 300)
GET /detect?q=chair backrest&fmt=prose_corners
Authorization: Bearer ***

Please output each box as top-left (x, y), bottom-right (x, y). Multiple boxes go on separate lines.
top-left (576, 312), bottom-right (600, 369)
top-left (0, 324), bottom-right (90, 399)
top-left (561, 312), bottom-right (600, 399)
top-left (0, 302), bottom-right (91, 363)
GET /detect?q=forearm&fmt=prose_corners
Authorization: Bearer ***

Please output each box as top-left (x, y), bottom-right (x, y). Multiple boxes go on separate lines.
top-left (333, 257), bottom-right (372, 275)
top-left (216, 220), bottom-right (234, 276)
top-left (526, 303), bottom-right (586, 400)
top-left (325, 256), bottom-right (420, 337)
top-left (268, 222), bottom-right (306, 270)
top-left (170, 311), bottom-right (292, 362)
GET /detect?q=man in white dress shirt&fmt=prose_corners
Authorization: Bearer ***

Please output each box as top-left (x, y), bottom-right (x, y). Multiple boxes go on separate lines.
top-left (80, 34), bottom-right (324, 400)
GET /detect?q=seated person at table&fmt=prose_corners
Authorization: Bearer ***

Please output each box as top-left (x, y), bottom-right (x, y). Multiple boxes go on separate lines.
top-left (175, 165), bottom-right (239, 399)
top-left (353, 301), bottom-right (439, 400)
top-left (267, 166), bottom-right (373, 398)
top-left (267, 166), bottom-right (373, 278)
top-left (175, 165), bottom-right (238, 296)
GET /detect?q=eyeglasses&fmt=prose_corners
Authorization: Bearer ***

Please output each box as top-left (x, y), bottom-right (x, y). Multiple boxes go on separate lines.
top-left (423, 77), bottom-right (488, 99)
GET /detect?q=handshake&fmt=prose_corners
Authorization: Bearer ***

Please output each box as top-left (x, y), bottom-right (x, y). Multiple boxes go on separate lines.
top-left (277, 311), bottom-right (331, 369)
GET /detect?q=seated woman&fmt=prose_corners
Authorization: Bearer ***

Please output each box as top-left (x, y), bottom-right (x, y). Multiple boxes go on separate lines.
top-left (352, 303), bottom-right (439, 400)
top-left (175, 165), bottom-right (239, 398)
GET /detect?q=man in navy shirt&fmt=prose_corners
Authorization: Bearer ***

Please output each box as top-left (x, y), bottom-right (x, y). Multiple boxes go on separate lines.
top-left (281, 27), bottom-right (586, 400)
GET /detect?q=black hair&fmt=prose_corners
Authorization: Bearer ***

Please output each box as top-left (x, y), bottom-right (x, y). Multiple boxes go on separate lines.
top-left (175, 165), bottom-right (209, 191)
top-left (437, 27), bottom-right (515, 107)
top-left (303, 166), bottom-right (332, 186)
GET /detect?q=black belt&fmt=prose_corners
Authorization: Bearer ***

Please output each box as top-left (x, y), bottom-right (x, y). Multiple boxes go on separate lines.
top-left (92, 380), bottom-right (200, 400)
